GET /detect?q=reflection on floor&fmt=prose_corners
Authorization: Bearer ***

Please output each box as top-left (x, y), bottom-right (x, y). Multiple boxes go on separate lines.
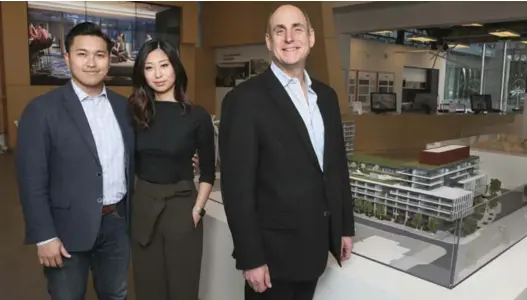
top-left (472, 134), bottom-right (527, 156)
top-left (32, 52), bottom-right (71, 80)
top-left (515, 288), bottom-right (527, 300)
top-left (0, 153), bottom-right (136, 300)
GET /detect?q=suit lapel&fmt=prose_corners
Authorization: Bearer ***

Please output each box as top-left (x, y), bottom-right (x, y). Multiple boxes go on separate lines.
top-left (313, 83), bottom-right (332, 174)
top-left (263, 69), bottom-right (320, 170)
top-left (61, 82), bottom-right (100, 164)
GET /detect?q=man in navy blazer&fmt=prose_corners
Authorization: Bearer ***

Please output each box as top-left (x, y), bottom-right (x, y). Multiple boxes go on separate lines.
top-left (15, 22), bottom-right (134, 300)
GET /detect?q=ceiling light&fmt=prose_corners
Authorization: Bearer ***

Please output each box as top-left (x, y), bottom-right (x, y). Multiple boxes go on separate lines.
top-left (371, 30), bottom-right (393, 34)
top-left (462, 23), bottom-right (483, 27)
top-left (520, 40), bottom-right (527, 44)
top-left (448, 43), bottom-right (469, 48)
top-left (489, 29), bottom-right (520, 38)
top-left (408, 35), bottom-right (437, 43)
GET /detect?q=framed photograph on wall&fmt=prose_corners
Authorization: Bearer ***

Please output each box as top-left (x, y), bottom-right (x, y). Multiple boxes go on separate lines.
top-left (27, 1), bottom-right (182, 86)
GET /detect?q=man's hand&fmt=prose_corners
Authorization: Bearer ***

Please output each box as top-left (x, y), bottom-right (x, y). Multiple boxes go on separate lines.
top-left (341, 236), bottom-right (353, 261)
top-left (243, 265), bottom-right (272, 293)
top-left (37, 239), bottom-right (71, 268)
top-left (192, 153), bottom-right (200, 174)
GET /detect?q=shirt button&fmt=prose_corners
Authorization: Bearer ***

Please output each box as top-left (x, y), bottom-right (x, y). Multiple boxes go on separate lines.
top-left (96, 197), bottom-right (103, 204)
top-left (96, 172), bottom-right (102, 177)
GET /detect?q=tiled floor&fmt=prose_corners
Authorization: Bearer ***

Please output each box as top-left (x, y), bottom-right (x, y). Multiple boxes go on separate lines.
top-left (0, 153), bottom-right (136, 299)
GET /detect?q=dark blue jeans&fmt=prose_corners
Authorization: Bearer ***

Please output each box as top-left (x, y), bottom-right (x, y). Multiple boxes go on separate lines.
top-left (43, 212), bottom-right (130, 300)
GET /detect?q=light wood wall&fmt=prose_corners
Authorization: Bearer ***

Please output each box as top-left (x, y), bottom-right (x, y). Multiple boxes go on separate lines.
top-left (1, 1), bottom-right (518, 153)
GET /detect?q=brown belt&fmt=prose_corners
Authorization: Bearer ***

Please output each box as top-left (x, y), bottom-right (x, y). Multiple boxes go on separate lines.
top-left (101, 195), bottom-right (126, 215)
top-left (102, 204), bottom-right (117, 215)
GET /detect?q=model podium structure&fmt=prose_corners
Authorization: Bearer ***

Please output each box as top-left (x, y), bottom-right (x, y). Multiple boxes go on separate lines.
top-left (342, 121), bottom-right (355, 174)
top-left (348, 145), bottom-right (488, 227)
top-left (342, 121), bottom-right (355, 157)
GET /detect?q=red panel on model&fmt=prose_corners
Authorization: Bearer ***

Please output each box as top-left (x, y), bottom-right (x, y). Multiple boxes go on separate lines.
top-left (419, 145), bottom-right (471, 166)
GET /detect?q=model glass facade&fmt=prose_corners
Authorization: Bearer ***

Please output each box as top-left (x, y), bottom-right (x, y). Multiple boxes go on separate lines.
top-left (349, 145), bottom-right (487, 222)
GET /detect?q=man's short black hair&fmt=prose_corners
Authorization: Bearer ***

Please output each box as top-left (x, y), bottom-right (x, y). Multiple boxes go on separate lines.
top-left (64, 22), bottom-right (112, 53)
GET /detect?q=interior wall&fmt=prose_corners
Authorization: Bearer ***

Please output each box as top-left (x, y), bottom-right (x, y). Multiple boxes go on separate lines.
top-left (1, 1), bottom-right (215, 149)
top-left (0, 2), bottom-right (4, 136)
top-left (202, 2), bottom-right (348, 115)
top-left (349, 38), bottom-right (447, 106)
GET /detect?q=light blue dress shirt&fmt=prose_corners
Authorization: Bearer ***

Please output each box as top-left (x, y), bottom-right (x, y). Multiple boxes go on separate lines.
top-left (270, 62), bottom-right (325, 170)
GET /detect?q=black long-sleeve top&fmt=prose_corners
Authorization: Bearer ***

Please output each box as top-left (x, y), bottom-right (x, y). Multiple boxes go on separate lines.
top-left (135, 102), bottom-right (216, 185)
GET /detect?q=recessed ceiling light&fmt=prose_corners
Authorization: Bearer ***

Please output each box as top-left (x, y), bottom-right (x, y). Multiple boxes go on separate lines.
top-left (371, 30), bottom-right (393, 34)
top-left (489, 29), bottom-right (520, 38)
top-left (408, 35), bottom-right (437, 43)
top-left (462, 23), bottom-right (483, 27)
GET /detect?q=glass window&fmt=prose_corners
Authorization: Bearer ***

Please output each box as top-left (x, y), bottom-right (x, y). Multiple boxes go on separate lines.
top-left (442, 45), bottom-right (484, 107)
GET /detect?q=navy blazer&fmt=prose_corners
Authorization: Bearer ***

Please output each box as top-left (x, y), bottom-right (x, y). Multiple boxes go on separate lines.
top-left (15, 81), bottom-right (134, 252)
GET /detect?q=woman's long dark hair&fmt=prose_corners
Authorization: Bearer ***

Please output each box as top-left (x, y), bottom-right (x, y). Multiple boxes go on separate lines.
top-left (128, 38), bottom-right (191, 129)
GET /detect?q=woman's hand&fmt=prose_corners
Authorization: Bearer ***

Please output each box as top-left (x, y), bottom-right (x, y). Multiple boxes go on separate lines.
top-left (192, 210), bottom-right (202, 227)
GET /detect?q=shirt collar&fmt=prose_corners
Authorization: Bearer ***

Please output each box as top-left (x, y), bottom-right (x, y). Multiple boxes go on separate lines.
top-left (70, 79), bottom-right (107, 102)
top-left (270, 62), bottom-right (313, 89)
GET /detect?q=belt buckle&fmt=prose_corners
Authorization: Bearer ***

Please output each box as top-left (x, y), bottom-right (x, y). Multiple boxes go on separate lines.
top-left (102, 204), bottom-right (117, 215)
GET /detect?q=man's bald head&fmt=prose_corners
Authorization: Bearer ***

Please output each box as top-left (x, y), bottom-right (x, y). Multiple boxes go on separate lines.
top-left (264, 4), bottom-right (315, 72)
top-left (267, 4), bottom-right (312, 35)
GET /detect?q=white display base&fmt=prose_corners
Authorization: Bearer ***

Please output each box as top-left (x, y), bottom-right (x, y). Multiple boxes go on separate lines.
top-left (198, 187), bottom-right (527, 300)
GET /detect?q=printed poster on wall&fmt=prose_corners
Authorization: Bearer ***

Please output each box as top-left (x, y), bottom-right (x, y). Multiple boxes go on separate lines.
top-left (215, 44), bottom-right (270, 117)
top-left (27, 1), bottom-right (181, 86)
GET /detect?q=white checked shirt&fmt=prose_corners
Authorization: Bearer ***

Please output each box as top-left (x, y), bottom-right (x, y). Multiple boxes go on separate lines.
top-left (71, 80), bottom-right (127, 205)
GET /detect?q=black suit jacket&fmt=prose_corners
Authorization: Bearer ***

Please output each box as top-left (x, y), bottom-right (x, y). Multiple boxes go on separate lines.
top-left (219, 68), bottom-right (355, 281)
top-left (15, 81), bottom-right (135, 252)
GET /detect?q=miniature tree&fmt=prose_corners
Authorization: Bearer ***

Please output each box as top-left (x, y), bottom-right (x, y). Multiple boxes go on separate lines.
top-left (375, 204), bottom-right (387, 220)
top-left (461, 217), bottom-right (478, 236)
top-left (489, 178), bottom-right (502, 197)
top-left (412, 213), bottom-right (424, 229)
top-left (364, 201), bottom-right (374, 217)
top-left (487, 178), bottom-right (502, 209)
top-left (428, 217), bottom-right (438, 233)
top-left (355, 199), bottom-right (364, 214)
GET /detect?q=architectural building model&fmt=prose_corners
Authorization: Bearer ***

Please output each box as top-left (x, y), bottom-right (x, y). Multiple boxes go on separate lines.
top-left (342, 120), bottom-right (355, 157)
top-left (348, 145), bottom-right (488, 225)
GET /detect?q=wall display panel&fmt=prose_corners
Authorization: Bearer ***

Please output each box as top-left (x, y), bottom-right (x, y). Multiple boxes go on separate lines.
top-left (347, 69), bottom-right (357, 106)
top-left (378, 72), bottom-right (395, 93)
top-left (214, 44), bottom-right (270, 116)
top-left (357, 71), bottom-right (377, 113)
top-left (27, 1), bottom-right (181, 86)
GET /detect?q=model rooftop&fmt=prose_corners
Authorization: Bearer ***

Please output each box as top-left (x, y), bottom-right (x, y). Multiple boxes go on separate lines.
top-left (350, 152), bottom-right (477, 171)
top-left (420, 145), bottom-right (470, 166)
top-left (423, 145), bottom-right (466, 153)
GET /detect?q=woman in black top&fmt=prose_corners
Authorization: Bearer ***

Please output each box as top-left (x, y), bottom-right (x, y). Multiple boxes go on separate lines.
top-left (128, 39), bottom-right (216, 300)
